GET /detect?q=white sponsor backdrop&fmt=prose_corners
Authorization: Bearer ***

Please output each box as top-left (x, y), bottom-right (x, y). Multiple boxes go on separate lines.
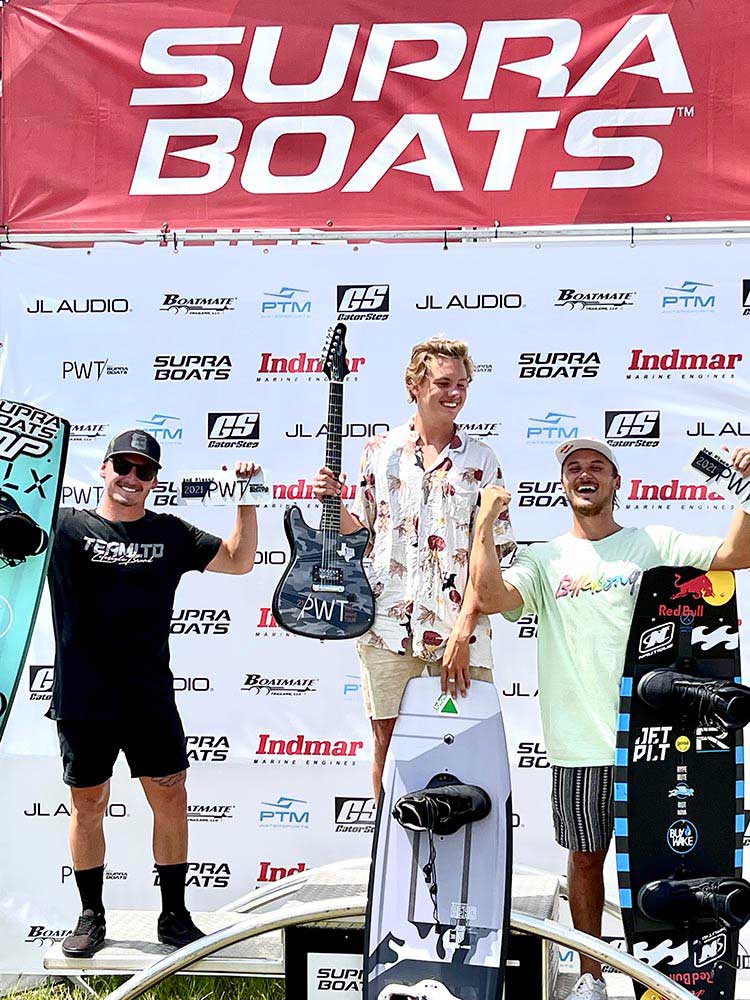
top-left (0, 240), bottom-right (749, 974)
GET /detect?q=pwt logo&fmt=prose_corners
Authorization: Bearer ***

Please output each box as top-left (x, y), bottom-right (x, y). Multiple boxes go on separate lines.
top-left (526, 412), bottom-right (578, 444)
top-left (605, 411), bottom-right (660, 447)
top-left (259, 796), bottom-right (310, 827)
top-left (62, 360), bottom-right (128, 380)
top-left (261, 287), bottom-right (311, 316)
top-left (337, 284), bottom-right (390, 320)
top-left (207, 412), bottom-right (260, 448)
top-left (662, 280), bottom-right (715, 312)
top-left (138, 414), bottom-right (183, 443)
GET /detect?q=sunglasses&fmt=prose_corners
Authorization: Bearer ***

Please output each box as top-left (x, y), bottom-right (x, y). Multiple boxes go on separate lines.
top-left (110, 456), bottom-right (158, 481)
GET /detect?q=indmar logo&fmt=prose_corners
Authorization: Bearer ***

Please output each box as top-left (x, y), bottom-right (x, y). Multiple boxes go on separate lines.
top-left (130, 16), bottom-right (691, 197)
top-left (337, 284), bottom-right (390, 320)
top-left (627, 349), bottom-right (741, 380)
top-left (625, 479), bottom-right (729, 511)
top-left (257, 352), bottom-right (365, 382)
top-left (254, 733), bottom-right (364, 766)
top-left (518, 352), bottom-right (599, 379)
top-left (208, 412), bottom-right (260, 448)
top-left (160, 293), bottom-right (236, 315)
top-left (662, 280), bottom-right (715, 312)
top-left (605, 410), bottom-right (660, 447)
top-left (261, 287), bottom-right (311, 317)
top-left (555, 289), bottom-right (634, 311)
top-left (257, 860), bottom-right (306, 884)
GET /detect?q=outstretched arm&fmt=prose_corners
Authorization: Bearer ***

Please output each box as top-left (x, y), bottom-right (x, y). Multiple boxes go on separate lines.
top-left (207, 461), bottom-right (259, 574)
top-left (711, 448), bottom-right (750, 571)
top-left (470, 486), bottom-right (524, 613)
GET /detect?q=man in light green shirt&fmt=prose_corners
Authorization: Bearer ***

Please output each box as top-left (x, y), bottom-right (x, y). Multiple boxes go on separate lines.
top-left (470, 438), bottom-right (750, 1000)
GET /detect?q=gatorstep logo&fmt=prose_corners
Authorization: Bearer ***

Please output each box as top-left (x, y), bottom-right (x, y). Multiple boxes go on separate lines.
top-left (335, 797), bottom-right (376, 833)
top-left (337, 284), bottom-right (390, 320)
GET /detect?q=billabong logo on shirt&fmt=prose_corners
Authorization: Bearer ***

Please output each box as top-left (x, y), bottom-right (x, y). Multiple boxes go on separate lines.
top-left (83, 536), bottom-right (164, 564)
top-left (555, 569), bottom-right (641, 599)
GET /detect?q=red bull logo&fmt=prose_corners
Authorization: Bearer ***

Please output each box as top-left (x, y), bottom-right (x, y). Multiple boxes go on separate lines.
top-left (672, 573), bottom-right (714, 601)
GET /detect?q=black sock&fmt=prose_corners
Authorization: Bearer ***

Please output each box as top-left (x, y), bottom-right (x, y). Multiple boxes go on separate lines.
top-left (156, 862), bottom-right (188, 915)
top-left (74, 865), bottom-right (104, 915)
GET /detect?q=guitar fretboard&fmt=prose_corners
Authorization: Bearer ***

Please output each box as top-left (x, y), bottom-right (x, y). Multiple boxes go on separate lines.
top-left (321, 380), bottom-right (343, 536)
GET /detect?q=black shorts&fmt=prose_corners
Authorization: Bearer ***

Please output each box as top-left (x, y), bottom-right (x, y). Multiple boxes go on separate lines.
top-left (57, 709), bottom-right (189, 788)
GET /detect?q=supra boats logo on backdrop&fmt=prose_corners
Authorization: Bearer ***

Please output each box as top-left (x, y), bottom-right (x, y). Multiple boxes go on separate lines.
top-left (605, 411), bottom-right (660, 447)
top-left (186, 735), bottom-right (230, 762)
top-left (261, 287), bottom-right (311, 317)
top-left (662, 280), bottom-right (715, 312)
top-left (526, 412), bottom-right (578, 444)
top-left (518, 353), bottom-right (600, 378)
top-left (208, 412), bottom-right (260, 448)
top-left (154, 355), bottom-right (232, 380)
top-left (129, 16), bottom-right (692, 197)
top-left (554, 289), bottom-right (635, 310)
top-left (337, 284), bottom-right (390, 320)
top-left (170, 609), bottom-right (231, 636)
top-left (160, 293), bottom-right (236, 315)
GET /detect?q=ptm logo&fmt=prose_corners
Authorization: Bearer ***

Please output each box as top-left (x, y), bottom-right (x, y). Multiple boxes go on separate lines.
top-left (605, 411), bottom-right (660, 447)
top-left (207, 412), bottom-right (260, 448)
top-left (662, 280), bottom-right (715, 312)
top-left (138, 414), bottom-right (183, 442)
top-left (527, 412), bottom-right (578, 444)
top-left (337, 284), bottom-right (390, 320)
top-left (259, 796), bottom-right (310, 827)
top-left (261, 287), bottom-right (311, 317)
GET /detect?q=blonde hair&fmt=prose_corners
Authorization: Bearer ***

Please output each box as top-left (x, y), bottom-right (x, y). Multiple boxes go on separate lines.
top-left (405, 337), bottom-right (474, 402)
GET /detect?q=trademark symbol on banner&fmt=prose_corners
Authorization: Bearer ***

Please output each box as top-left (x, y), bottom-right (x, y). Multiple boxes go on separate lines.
top-left (677, 106), bottom-right (695, 118)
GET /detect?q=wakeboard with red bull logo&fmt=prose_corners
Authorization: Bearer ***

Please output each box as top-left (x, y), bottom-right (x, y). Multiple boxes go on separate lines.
top-left (365, 677), bottom-right (511, 1000)
top-left (616, 565), bottom-right (746, 1000)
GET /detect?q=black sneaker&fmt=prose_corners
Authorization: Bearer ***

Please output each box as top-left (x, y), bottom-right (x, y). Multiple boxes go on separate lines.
top-left (638, 668), bottom-right (750, 731)
top-left (62, 909), bottom-right (106, 958)
top-left (638, 877), bottom-right (750, 930)
top-left (393, 782), bottom-right (491, 836)
top-left (157, 910), bottom-right (205, 948)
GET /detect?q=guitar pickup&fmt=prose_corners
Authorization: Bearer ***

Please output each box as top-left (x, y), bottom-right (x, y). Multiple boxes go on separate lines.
top-left (312, 582), bottom-right (346, 593)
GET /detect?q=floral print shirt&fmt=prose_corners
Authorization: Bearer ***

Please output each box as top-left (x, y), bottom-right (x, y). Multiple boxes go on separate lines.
top-left (350, 419), bottom-right (515, 664)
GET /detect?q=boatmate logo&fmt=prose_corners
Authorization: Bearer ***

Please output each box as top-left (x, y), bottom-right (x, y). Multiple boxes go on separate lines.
top-left (207, 412), bottom-right (260, 448)
top-left (188, 804), bottom-right (234, 823)
top-left (335, 797), bottom-right (376, 833)
top-left (555, 289), bottom-right (634, 311)
top-left (633, 726), bottom-right (672, 763)
top-left (638, 622), bottom-right (675, 658)
top-left (25, 925), bottom-right (74, 947)
top-left (71, 423), bottom-right (109, 442)
top-left (667, 819), bottom-right (698, 854)
top-left (518, 352), bottom-right (600, 379)
top-left (0, 401), bottom-right (62, 461)
top-left (457, 421), bottom-right (500, 437)
top-left (242, 674), bottom-right (317, 696)
top-left (160, 293), bottom-right (236, 315)
top-left (337, 284), bottom-right (390, 320)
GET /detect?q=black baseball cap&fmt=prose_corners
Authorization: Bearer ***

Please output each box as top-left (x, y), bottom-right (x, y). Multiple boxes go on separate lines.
top-left (104, 429), bottom-right (162, 469)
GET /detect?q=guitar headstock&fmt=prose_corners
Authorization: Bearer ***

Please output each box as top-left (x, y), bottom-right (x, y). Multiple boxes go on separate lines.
top-left (321, 323), bottom-right (350, 382)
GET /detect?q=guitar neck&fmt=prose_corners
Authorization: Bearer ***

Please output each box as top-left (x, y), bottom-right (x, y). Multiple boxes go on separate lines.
top-left (322, 380), bottom-right (344, 535)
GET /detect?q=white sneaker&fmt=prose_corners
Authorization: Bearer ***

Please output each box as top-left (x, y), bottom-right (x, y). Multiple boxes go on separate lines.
top-left (564, 973), bottom-right (609, 1000)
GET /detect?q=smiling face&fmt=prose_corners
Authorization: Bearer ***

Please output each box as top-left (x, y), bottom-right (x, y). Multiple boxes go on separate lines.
top-left (410, 356), bottom-right (469, 425)
top-left (99, 453), bottom-right (158, 512)
top-left (561, 449), bottom-right (620, 517)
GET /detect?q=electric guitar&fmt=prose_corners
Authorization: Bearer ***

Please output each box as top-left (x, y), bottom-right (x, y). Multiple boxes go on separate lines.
top-left (272, 323), bottom-right (375, 640)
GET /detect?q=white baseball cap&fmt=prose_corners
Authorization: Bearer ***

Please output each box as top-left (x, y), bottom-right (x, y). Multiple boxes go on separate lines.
top-left (555, 437), bottom-right (620, 474)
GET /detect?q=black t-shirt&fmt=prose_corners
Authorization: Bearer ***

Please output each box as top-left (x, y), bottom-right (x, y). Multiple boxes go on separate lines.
top-left (47, 508), bottom-right (222, 720)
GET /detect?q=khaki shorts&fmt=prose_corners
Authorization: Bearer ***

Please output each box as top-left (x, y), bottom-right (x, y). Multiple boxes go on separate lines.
top-left (357, 642), bottom-right (493, 720)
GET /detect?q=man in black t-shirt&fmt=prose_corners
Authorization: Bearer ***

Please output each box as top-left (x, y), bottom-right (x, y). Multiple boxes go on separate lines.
top-left (48, 429), bottom-right (260, 958)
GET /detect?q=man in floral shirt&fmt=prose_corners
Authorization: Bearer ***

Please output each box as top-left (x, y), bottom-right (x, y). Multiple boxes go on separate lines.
top-left (313, 337), bottom-right (514, 794)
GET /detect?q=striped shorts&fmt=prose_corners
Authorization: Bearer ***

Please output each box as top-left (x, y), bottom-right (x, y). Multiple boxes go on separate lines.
top-left (551, 765), bottom-right (614, 853)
